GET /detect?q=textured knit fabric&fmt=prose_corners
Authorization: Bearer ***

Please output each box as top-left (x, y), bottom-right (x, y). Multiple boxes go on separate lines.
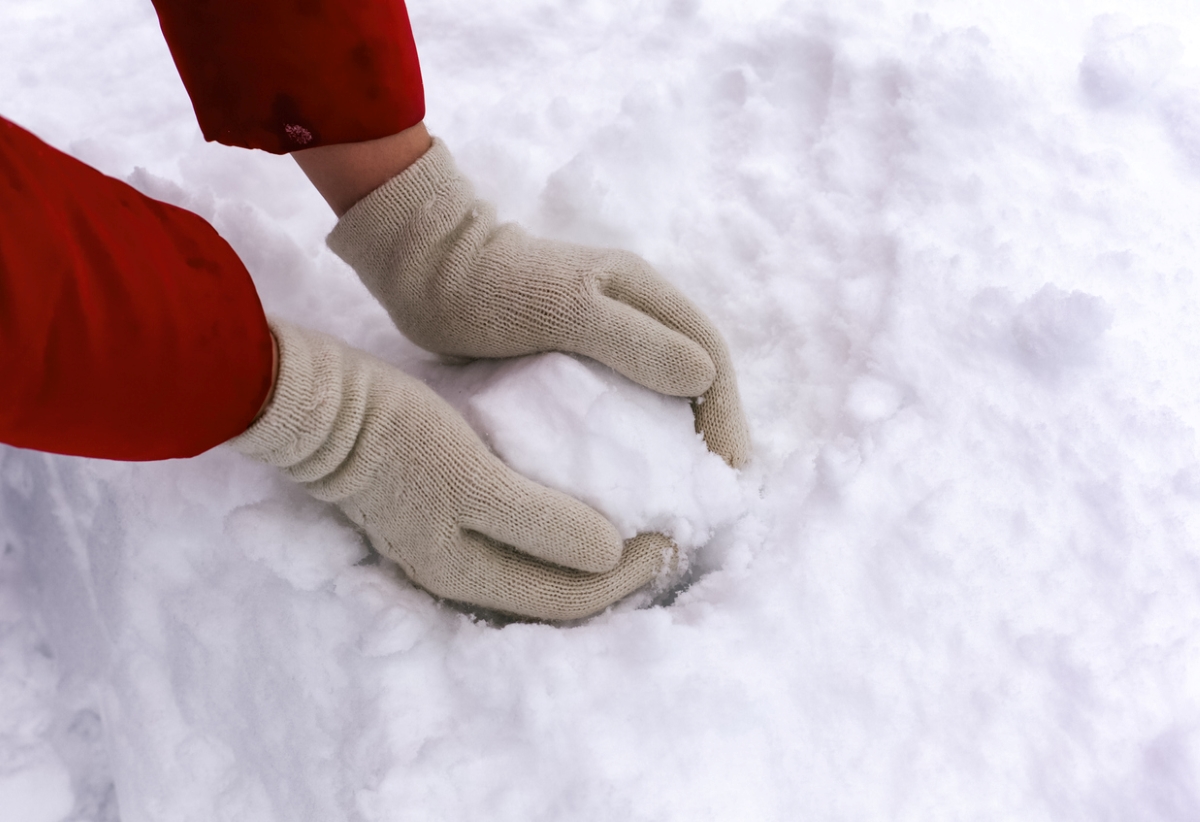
top-left (0, 116), bottom-right (274, 460)
top-left (151, 0), bottom-right (424, 154)
top-left (327, 139), bottom-right (752, 467)
top-left (229, 320), bottom-right (672, 620)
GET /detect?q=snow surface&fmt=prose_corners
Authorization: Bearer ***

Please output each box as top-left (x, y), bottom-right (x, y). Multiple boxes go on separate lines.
top-left (5, 0), bottom-right (1200, 819)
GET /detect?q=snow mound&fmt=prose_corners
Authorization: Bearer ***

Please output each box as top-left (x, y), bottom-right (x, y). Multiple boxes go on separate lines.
top-left (465, 353), bottom-right (745, 551)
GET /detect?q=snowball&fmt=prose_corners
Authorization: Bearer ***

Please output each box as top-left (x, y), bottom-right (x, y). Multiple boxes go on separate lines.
top-left (464, 353), bottom-right (745, 551)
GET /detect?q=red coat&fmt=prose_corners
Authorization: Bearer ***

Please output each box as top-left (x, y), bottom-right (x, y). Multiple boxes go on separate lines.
top-left (0, 0), bottom-right (424, 460)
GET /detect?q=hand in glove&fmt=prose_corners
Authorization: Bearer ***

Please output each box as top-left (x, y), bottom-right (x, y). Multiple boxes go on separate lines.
top-left (327, 139), bottom-right (751, 467)
top-left (229, 320), bottom-right (671, 621)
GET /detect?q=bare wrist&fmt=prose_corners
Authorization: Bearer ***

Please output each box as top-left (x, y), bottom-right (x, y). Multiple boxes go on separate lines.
top-left (291, 122), bottom-right (432, 216)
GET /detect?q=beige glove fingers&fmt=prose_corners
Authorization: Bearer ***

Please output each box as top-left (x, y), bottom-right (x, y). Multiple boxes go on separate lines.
top-left (462, 469), bottom-right (624, 573)
top-left (435, 532), bottom-right (675, 621)
top-left (596, 258), bottom-right (751, 468)
top-left (571, 295), bottom-right (716, 398)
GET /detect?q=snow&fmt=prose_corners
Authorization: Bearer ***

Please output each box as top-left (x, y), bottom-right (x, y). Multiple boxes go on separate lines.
top-left (4, 0), bottom-right (1200, 820)
top-left (460, 352), bottom-right (745, 550)
top-left (0, 765), bottom-right (73, 822)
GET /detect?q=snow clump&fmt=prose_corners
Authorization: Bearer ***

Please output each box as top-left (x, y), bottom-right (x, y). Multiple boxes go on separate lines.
top-left (465, 352), bottom-right (745, 551)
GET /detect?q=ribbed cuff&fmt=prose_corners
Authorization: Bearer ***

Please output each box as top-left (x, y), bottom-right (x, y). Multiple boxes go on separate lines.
top-left (326, 137), bottom-right (467, 276)
top-left (225, 319), bottom-right (342, 469)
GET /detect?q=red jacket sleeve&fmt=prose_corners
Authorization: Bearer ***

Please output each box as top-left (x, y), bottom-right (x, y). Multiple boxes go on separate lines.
top-left (0, 116), bottom-right (274, 461)
top-left (150, 0), bottom-right (425, 154)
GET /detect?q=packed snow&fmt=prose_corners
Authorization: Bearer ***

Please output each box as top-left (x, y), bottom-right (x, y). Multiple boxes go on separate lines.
top-left (459, 352), bottom-right (745, 550)
top-left (4, 0), bottom-right (1200, 820)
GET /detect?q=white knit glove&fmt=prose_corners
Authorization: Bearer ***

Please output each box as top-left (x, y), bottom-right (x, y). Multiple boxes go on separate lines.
top-left (327, 139), bottom-right (751, 467)
top-left (228, 320), bottom-right (671, 621)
